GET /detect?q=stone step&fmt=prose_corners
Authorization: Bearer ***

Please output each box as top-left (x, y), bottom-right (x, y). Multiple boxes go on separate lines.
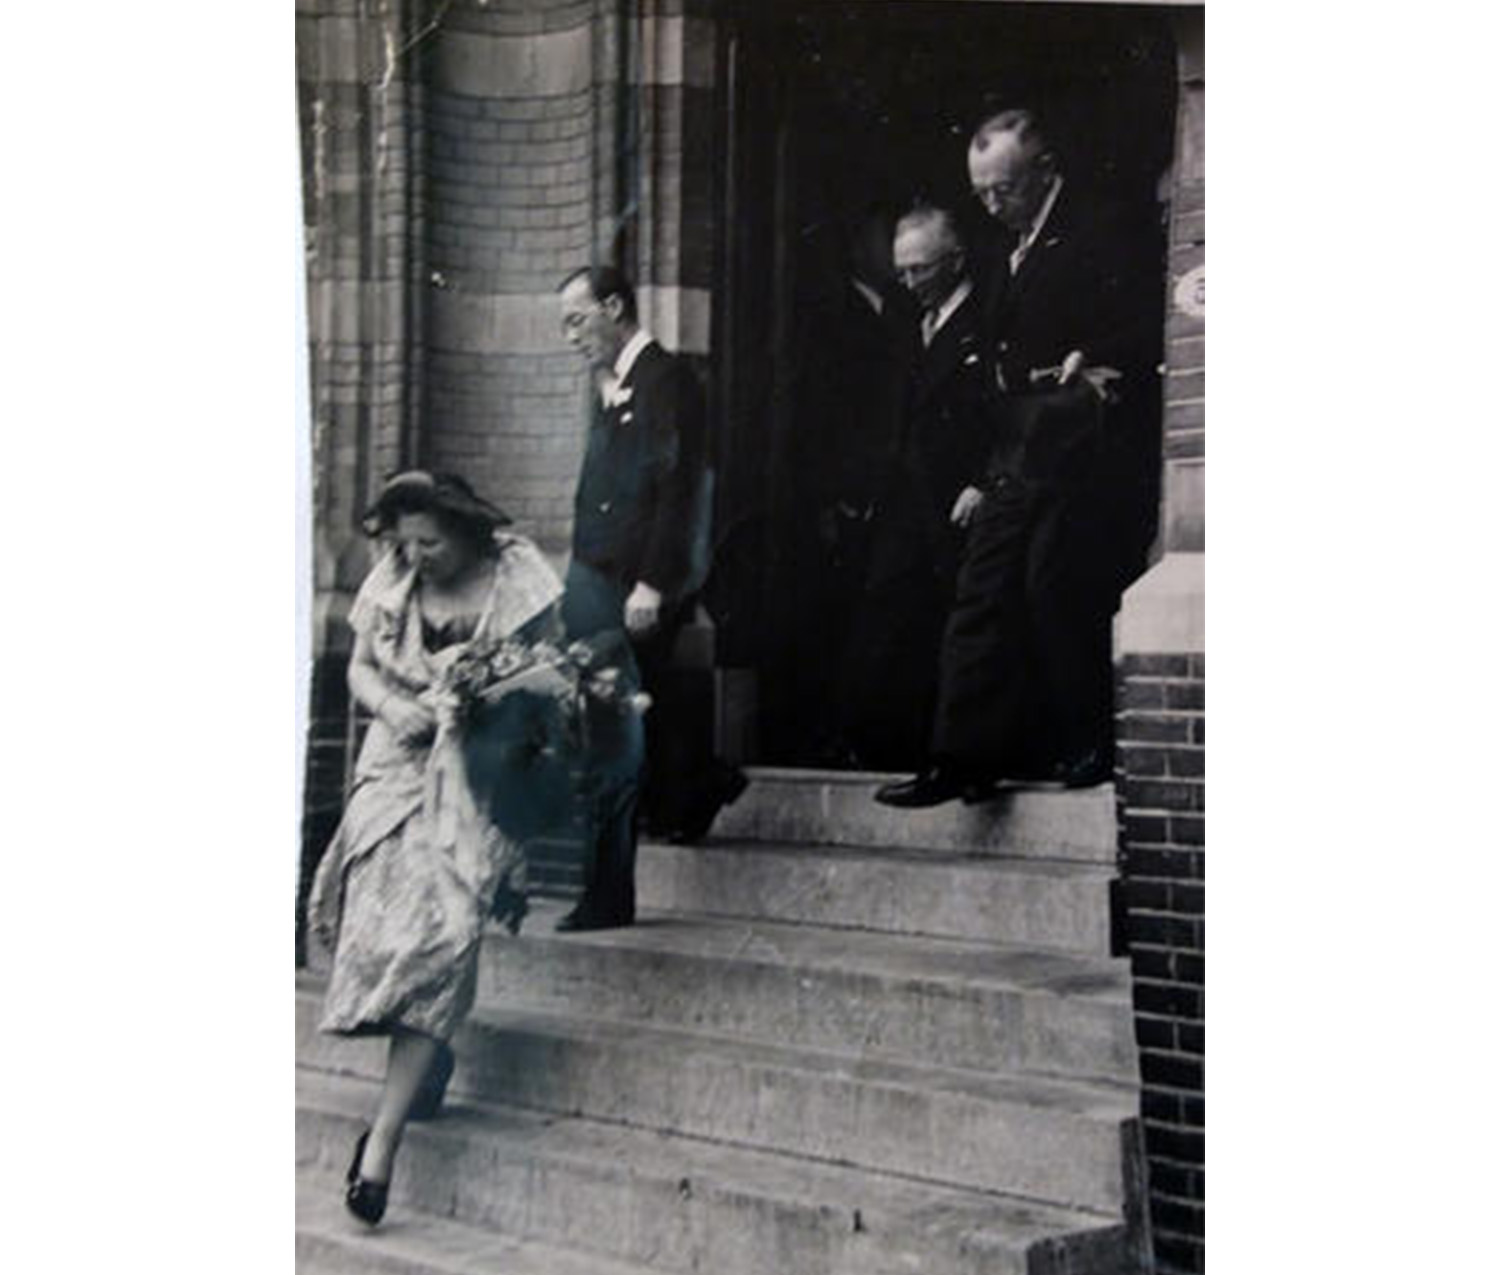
top-left (639, 838), bottom-right (1115, 953)
top-left (297, 1067), bottom-right (1136, 1275)
top-left (475, 901), bottom-right (1137, 1082)
top-left (297, 1171), bottom-right (658, 1275)
top-left (296, 981), bottom-right (1139, 1213)
top-left (711, 767), bottom-right (1117, 863)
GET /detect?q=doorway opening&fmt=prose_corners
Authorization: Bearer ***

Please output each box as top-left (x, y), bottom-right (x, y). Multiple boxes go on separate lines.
top-left (708, 0), bottom-right (1180, 767)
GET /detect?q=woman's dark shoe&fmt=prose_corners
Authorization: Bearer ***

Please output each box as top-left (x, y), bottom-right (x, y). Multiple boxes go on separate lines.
top-left (344, 1130), bottom-right (389, 1226)
top-left (408, 1043), bottom-right (456, 1122)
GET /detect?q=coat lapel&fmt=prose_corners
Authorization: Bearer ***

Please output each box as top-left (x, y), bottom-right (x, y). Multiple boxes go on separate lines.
top-left (995, 189), bottom-right (1075, 325)
top-left (911, 293), bottom-right (977, 407)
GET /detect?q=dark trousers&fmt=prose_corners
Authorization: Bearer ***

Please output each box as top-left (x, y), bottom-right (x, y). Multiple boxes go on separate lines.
top-left (931, 477), bottom-right (1114, 773)
top-left (839, 563), bottom-right (952, 771)
top-left (561, 560), bottom-right (646, 921)
top-left (560, 559), bottom-right (726, 914)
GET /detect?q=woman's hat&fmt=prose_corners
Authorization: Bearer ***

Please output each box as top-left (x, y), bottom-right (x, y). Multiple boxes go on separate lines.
top-left (362, 470), bottom-right (513, 536)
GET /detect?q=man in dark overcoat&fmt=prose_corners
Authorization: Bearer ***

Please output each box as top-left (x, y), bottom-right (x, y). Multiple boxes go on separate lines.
top-left (555, 265), bottom-right (744, 929)
top-left (840, 205), bottom-right (994, 769)
top-left (878, 109), bottom-right (1163, 806)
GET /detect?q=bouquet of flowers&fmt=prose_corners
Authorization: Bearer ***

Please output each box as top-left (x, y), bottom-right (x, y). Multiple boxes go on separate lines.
top-left (438, 633), bottom-right (651, 726)
top-left (436, 632), bottom-right (651, 844)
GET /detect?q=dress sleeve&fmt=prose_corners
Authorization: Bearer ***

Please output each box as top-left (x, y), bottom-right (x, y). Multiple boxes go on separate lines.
top-left (346, 548), bottom-right (402, 640)
top-left (486, 535), bottom-right (565, 640)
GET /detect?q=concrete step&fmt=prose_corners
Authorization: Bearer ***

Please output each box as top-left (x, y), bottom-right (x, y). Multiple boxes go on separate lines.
top-left (297, 1067), bottom-right (1137, 1275)
top-left (298, 1171), bottom-right (658, 1275)
top-left (639, 838), bottom-right (1115, 953)
top-left (474, 901), bottom-right (1136, 1082)
top-left (712, 767), bottom-right (1117, 862)
top-left (296, 980), bottom-right (1139, 1213)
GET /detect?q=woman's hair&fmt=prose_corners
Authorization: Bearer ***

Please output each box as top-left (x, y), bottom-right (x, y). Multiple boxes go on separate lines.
top-left (362, 471), bottom-right (508, 556)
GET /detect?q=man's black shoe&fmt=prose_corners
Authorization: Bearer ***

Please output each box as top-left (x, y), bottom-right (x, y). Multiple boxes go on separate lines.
top-left (554, 905), bottom-right (634, 933)
top-left (670, 764), bottom-right (750, 844)
top-left (1054, 748), bottom-right (1113, 789)
top-left (874, 764), bottom-right (975, 809)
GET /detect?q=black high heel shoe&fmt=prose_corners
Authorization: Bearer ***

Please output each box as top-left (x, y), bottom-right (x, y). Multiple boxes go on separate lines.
top-left (344, 1130), bottom-right (389, 1226)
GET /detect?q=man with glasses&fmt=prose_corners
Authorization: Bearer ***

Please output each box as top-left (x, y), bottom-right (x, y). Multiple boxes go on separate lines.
top-left (877, 109), bottom-right (1164, 806)
top-left (840, 205), bottom-right (993, 770)
top-left (554, 265), bottom-right (745, 929)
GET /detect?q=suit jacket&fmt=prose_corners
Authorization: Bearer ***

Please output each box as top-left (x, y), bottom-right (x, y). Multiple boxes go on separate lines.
top-left (982, 185), bottom-right (1164, 491)
top-left (866, 288), bottom-right (993, 586)
top-left (787, 278), bottom-right (910, 519)
top-left (571, 340), bottom-right (708, 601)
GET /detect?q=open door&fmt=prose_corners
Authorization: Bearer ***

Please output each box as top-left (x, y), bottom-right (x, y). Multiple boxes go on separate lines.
top-left (708, 0), bottom-right (1179, 766)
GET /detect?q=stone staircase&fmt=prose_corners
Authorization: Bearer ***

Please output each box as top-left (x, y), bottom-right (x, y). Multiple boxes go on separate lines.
top-left (296, 768), bottom-right (1149, 1274)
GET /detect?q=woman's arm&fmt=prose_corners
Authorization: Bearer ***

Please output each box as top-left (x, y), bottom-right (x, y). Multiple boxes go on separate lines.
top-left (347, 630), bottom-right (435, 745)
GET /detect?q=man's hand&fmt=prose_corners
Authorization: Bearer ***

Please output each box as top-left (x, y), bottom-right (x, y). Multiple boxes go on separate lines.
top-left (1057, 349), bottom-right (1122, 403)
top-left (624, 581), bottom-right (663, 636)
top-left (949, 485), bottom-right (985, 528)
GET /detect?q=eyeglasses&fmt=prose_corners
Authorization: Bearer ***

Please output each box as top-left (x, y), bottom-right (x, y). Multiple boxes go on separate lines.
top-left (895, 253), bottom-right (955, 286)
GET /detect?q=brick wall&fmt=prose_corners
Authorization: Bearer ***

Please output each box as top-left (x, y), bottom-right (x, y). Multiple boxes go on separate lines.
top-left (1113, 10), bottom-right (1205, 1273)
top-left (296, 0), bottom-right (427, 958)
top-left (1161, 17), bottom-right (1204, 556)
top-left (416, 0), bottom-right (600, 557)
top-left (1116, 654), bottom-right (1205, 1273)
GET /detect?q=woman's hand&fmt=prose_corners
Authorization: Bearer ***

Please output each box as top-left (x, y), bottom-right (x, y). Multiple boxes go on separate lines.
top-left (380, 692), bottom-right (437, 746)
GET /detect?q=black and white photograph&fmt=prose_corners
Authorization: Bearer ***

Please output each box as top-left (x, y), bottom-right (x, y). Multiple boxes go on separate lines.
top-left (21, 5), bottom-right (1500, 1273)
top-left (291, 2), bottom-right (1205, 1272)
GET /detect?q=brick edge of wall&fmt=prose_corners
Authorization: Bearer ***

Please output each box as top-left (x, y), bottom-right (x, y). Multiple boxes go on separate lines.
top-left (1114, 551), bottom-right (1205, 1275)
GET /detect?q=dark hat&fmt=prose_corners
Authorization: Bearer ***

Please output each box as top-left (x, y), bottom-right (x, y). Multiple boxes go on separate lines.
top-left (362, 470), bottom-right (513, 536)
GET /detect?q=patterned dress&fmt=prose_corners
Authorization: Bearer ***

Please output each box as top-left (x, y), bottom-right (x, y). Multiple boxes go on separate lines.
top-left (308, 533), bottom-right (563, 1041)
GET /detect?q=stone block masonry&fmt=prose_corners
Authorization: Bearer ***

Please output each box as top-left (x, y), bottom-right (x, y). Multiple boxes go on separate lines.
top-left (416, 3), bottom-right (600, 559)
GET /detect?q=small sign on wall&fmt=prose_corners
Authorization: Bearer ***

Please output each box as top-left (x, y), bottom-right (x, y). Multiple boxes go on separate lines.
top-left (1173, 265), bottom-right (1205, 319)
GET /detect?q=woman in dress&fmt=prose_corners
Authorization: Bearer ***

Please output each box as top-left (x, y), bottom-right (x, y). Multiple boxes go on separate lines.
top-left (307, 470), bottom-right (566, 1225)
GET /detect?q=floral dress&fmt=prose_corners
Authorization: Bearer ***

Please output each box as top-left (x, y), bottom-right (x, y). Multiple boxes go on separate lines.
top-left (308, 533), bottom-right (563, 1041)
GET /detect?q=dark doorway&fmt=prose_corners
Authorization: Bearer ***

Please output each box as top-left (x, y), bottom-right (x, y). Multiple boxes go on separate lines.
top-left (709, 1), bottom-right (1179, 766)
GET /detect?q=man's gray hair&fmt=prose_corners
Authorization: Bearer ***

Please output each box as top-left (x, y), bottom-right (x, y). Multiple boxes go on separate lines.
top-left (894, 204), bottom-right (964, 256)
top-left (969, 108), bottom-right (1055, 169)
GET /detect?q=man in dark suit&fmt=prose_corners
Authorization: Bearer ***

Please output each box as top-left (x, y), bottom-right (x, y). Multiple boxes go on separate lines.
top-left (555, 265), bottom-right (745, 929)
top-left (877, 109), bottom-right (1163, 807)
top-left (840, 205), bottom-right (994, 769)
top-left (764, 206), bottom-right (910, 764)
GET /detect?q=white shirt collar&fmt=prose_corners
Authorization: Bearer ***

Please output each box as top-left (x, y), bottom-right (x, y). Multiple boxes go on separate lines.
top-left (1010, 175), bottom-right (1064, 273)
top-left (614, 328), bottom-right (653, 381)
top-left (921, 277), bottom-right (973, 344)
top-left (600, 328), bottom-right (654, 406)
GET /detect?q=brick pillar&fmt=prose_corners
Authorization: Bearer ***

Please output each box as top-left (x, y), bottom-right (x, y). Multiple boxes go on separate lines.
top-left (296, 0), bottom-right (426, 961)
top-left (418, 0), bottom-right (600, 559)
top-left (1114, 8), bottom-right (1205, 1273)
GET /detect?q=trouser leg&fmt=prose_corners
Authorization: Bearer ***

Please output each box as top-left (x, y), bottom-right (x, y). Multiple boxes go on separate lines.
top-left (1026, 487), bottom-right (1117, 762)
top-left (929, 481), bottom-right (1036, 772)
top-left (562, 560), bottom-right (645, 920)
top-left (841, 568), bottom-right (951, 770)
